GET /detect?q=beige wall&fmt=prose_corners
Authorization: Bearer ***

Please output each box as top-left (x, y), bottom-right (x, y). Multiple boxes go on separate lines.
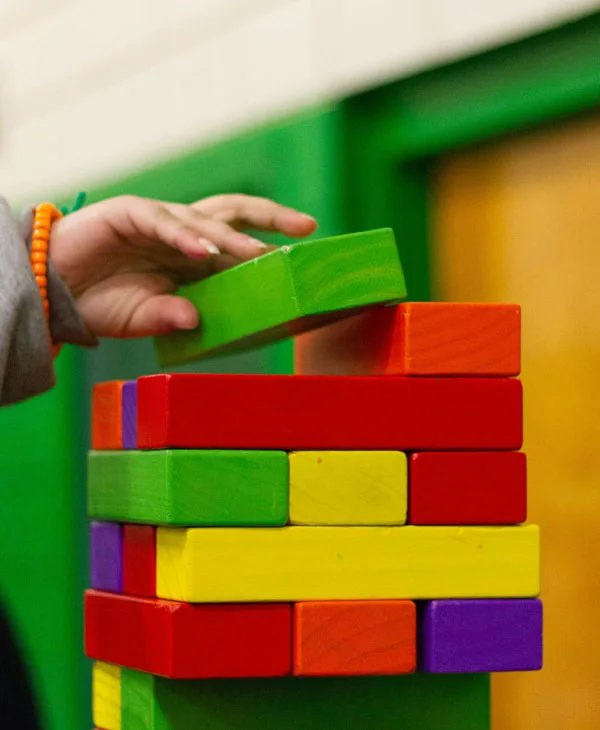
top-left (0, 0), bottom-right (597, 202)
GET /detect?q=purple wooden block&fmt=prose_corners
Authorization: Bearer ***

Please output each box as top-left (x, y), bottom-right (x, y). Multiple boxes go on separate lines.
top-left (121, 380), bottom-right (137, 449)
top-left (420, 599), bottom-right (543, 673)
top-left (90, 521), bottom-right (123, 592)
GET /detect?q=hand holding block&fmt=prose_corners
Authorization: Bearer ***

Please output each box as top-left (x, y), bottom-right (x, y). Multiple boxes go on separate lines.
top-left (295, 302), bottom-right (521, 376)
top-left (154, 229), bottom-right (406, 367)
top-left (85, 590), bottom-right (291, 679)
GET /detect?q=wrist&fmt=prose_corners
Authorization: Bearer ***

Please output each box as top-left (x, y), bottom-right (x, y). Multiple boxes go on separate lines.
top-left (31, 202), bottom-right (63, 357)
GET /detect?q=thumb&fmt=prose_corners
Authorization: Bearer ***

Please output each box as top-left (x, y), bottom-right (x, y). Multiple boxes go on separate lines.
top-left (125, 295), bottom-right (199, 338)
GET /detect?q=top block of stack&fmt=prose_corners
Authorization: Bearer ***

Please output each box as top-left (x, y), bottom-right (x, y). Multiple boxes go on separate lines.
top-left (154, 228), bottom-right (406, 367)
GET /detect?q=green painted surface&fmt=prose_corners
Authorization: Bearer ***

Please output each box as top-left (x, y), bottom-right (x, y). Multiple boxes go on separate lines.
top-left (121, 670), bottom-right (490, 729)
top-left (87, 449), bottom-right (288, 525)
top-left (122, 670), bottom-right (156, 728)
top-left (155, 228), bottom-right (405, 367)
top-left (287, 229), bottom-right (405, 313)
top-left (0, 348), bottom-right (88, 730)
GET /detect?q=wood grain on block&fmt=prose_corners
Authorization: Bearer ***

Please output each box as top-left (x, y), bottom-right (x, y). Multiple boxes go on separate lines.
top-left (92, 381), bottom-right (126, 449)
top-left (90, 522), bottom-right (123, 593)
top-left (420, 599), bottom-right (543, 673)
top-left (123, 525), bottom-right (156, 597)
top-left (92, 661), bottom-right (121, 730)
top-left (155, 525), bottom-right (540, 603)
top-left (154, 229), bottom-right (406, 367)
top-left (295, 302), bottom-right (521, 376)
top-left (289, 451), bottom-right (407, 525)
top-left (409, 452), bottom-right (527, 525)
top-left (120, 670), bottom-right (490, 730)
top-left (121, 381), bottom-right (137, 450)
top-left (137, 374), bottom-right (522, 451)
top-left (87, 449), bottom-right (288, 526)
top-left (85, 590), bottom-right (291, 679)
top-left (293, 600), bottom-right (416, 676)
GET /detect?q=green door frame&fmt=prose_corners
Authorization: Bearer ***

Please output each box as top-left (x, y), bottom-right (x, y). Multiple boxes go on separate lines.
top-left (343, 11), bottom-right (600, 300)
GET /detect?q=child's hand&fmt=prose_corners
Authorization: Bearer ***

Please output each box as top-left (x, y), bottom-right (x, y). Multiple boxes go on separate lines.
top-left (49, 194), bottom-right (317, 339)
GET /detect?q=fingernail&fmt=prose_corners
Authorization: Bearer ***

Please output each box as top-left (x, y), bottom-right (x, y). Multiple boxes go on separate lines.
top-left (248, 237), bottom-right (268, 250)
top-left (187, 248), bottom-right (209, 260)
top-left (199, 238), bottom-right (220, 255)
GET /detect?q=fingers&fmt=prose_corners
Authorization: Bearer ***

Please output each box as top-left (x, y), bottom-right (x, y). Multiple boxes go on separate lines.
top-left (147, 204), bottom-right (232, 261)
top-left (108, 195), bottom-right (316, 271)
top-left (191, 194), bottom-right (317, 237)
top-left (107, 196), bottom-right (257, 263)
top-left (125, 295), bottom-right (199, 337)
top-left (75, 271), bottom-right (201, 339)
top-left (165, 202), bottom-right (273, 260)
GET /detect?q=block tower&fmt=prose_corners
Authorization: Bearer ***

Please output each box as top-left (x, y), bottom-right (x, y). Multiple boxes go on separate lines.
top-left (85, 229), bottom-right (541, 730)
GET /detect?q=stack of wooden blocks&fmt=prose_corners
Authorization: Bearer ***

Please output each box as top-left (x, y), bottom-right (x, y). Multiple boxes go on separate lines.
top-left (85, 229), bottom-right (542, 729)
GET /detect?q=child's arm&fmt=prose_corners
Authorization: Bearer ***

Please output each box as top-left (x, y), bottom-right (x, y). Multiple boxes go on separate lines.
top-left (0, 197), bottom-right (95, 405)
top-left (0, 194), bottom-right (316, 405)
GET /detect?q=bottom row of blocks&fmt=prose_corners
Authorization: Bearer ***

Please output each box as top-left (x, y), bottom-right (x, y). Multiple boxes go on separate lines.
top-left (94, 666), bottom-right (493, 730)
top-left (86, 590), bottom-right (543, 678)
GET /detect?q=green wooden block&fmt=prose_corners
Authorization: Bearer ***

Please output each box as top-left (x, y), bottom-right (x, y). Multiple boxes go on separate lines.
top-left (121, 670), bottom-right (490, 729)
top-left (87, 450), bottom-right (288, 526)
top-left (154, 228), bottom-right (406, 367)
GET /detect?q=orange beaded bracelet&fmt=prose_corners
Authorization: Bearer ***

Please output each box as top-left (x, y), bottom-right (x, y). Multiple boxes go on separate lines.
top-left (31, 202), bottom-right (63, 357)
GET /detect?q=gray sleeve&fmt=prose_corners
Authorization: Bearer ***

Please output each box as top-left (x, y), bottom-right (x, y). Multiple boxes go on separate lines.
top-left (0, 197), bottom-right (97, 406)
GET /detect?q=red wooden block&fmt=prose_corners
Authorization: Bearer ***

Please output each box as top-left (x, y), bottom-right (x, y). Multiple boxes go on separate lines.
top-left (137, 374), bottom-right (522, 451)
top-left (293, 600), bottom-right (416, 676)
top-left (294, 303), bottom-right (521, 377)
top-left (92, 381), bottom-right (127, 450)
top-left (409, 452), bottom-right (527, 525)
top-left (123, 525), bottom-right (156, 597)
top-left (84, 590), bottom-right (291, 679)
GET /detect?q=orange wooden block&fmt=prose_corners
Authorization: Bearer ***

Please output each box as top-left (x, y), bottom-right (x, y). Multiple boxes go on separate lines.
top-left (92, 381), bottom-right (127, 450)
top-left (293, 600), bottom-right (416, 676)
top-left (295, 302), bottom-right (521, 376)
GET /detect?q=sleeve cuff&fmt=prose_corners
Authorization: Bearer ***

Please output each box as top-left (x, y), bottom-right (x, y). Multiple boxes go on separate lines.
top-left (22, 206), bottom-right (98, 348)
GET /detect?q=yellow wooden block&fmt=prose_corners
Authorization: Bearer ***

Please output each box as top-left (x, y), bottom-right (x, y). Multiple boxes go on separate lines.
top-left (289, 451), bottom-right (407, 525)
top-left (92, 661), bottom-right (121, 730)
top-left (156, 525), bottom-right (540, 603)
